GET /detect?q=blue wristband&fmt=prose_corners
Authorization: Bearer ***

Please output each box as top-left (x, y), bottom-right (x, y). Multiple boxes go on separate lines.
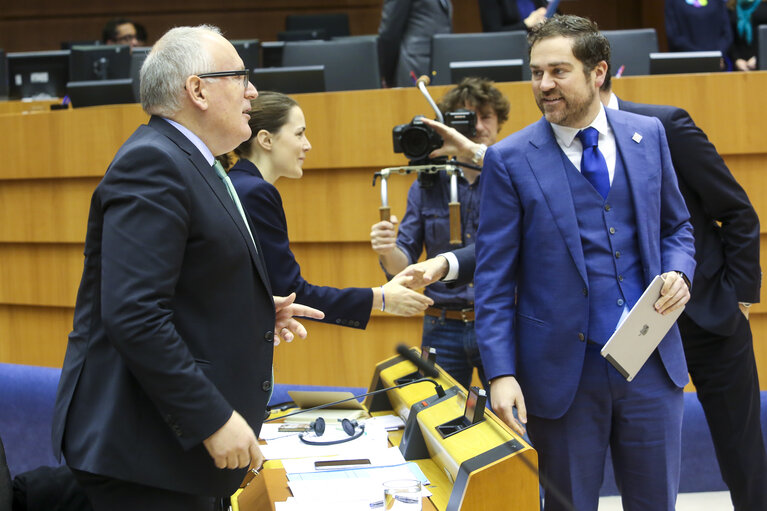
top-left (380, 285), bottom-right (385, 311)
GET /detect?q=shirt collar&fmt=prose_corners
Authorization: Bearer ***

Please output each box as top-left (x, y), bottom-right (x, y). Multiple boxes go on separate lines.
top-left (550, 104), bottom-right (609, 148)
top-left (162, 118), bottom-right (215, 165)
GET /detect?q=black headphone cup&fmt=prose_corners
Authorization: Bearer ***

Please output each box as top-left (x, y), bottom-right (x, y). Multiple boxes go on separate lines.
top-left (341, 418), bottom-right (357, 436)
top-left (309, 417), bottom-right (326, 436)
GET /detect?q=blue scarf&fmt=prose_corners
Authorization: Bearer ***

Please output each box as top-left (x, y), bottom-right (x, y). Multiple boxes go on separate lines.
top-left (737, 0), bottom-right (762, 44)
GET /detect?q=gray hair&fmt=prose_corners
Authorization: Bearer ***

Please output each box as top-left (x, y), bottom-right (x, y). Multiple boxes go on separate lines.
top-left (140, 25), bottom-right (222, 116)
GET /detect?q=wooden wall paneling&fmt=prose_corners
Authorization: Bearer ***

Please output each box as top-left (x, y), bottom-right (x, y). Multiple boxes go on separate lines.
top-left (0, 243), bottom-right (83, 307)
top-left (0, 304), bottom-right (72, 368)
top-left (1, 72), bottom-right (767, 392)
top-left (0, 178), bottom-right (98, 243)
top-left (0, 106), bottom-right (147, 180)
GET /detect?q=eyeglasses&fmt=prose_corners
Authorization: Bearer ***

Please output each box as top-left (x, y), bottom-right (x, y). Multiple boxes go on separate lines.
top-left (196, 69), bottom-right (250, 88)
top-left (114, 34), bottom-right (138, 44)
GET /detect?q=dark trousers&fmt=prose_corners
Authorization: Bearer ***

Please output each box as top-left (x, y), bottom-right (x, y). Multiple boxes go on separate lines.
top-left (71, 469), bottom-right (224, 511)
top-left (527, 345), bottom-right (683, 511)
top-left (679, 312), bottom-right (767, 511)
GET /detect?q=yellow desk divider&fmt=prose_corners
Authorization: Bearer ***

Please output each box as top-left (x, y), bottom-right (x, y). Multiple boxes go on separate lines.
top-left (365, 347), bottom-right (539, 511)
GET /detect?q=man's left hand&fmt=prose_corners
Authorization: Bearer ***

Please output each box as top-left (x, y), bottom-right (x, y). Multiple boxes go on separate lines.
top-left (273, 293), bottom-right (324, 345)
top-left (654, 272), bottom-right (690, 315)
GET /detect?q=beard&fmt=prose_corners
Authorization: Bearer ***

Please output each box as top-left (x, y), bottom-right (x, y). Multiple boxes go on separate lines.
top-left (535, 80), bottom-right (597, 128)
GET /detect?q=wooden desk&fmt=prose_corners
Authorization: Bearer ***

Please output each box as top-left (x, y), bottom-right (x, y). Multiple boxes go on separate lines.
top-left (234, 351), bottom-right (539, 510)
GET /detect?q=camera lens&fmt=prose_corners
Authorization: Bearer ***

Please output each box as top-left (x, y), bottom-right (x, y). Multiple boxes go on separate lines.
top-left (402, 126), bottom-right (432, 161)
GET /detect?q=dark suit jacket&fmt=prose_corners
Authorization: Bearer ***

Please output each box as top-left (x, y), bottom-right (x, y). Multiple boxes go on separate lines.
top-left (229, 159), bottom-right (373, 329)
top-left (478, 0), bottom-right (548, 32)
top-left (475, 108), bottom-right (696, 419)
top-left (619, 99), bottom-right (761, 336)
top-left (52, 117), bottom-right (276, 497)
top-left (445, 244), bottom-right (475, 287)
top-left (378, 0), bottom-right (452, 87)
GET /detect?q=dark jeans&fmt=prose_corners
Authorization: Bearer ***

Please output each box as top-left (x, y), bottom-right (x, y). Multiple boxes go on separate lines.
top-left (421, 314), bottom-right (488, 392)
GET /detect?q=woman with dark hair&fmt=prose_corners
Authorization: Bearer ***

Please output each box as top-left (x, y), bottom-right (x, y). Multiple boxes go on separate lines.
top-left (223, 92), bottom-right (432, 330)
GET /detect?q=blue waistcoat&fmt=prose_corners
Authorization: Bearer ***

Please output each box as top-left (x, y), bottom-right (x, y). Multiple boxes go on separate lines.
top-left (562, 148), bottom-right (644, 345)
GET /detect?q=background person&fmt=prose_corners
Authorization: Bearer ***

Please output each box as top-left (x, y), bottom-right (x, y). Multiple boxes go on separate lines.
top-left (223, 91), bottom-right (433, 327)
top-left (601, 71), bottom-right (767, 511)
top-left (101, 17), bottom-right (140, 48)
top-left (478, 0), bottom-right (548, 32)
top-left (377, 0), bottom-right (452, 87)
top-left (369, 77), bottom-right (509, 390)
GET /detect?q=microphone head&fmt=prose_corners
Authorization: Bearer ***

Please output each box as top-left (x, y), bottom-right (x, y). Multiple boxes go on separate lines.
top-left (416, 75), bottom-right (431, 87)
top-left (396, 343), bottom-right (439, 378)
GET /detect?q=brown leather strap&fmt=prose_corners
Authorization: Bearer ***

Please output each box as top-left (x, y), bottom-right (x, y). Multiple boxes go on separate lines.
top-left (425, 306), bottom-right (474, 322)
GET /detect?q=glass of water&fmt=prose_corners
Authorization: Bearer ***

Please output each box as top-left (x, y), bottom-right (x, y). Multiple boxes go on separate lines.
top-left (383, 479), bottom-right (422, 510)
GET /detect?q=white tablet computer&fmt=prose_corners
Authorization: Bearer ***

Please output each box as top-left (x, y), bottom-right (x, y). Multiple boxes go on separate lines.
top-left (601, 275), bottom-right (685, 382)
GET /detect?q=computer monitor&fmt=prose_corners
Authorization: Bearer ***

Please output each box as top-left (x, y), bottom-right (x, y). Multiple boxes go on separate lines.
top-left (69, 45), bottom-right (132, 81)
top-left (649, 51), bottom-right (722, 75)
top-left (450, 59), bottom-right (523, 84)
top-left (231, 39), bottom-right (260, 70)
top-left (66, 78), bottom-right (136, 108)
top-left (0, 49), bottom-right (8, 99)
top-left (278, 29), bottom-right (327, 42)
top-left (250, 66), bottom-right (325, 94)
top-left (7, 50), bottom-right (70, 99)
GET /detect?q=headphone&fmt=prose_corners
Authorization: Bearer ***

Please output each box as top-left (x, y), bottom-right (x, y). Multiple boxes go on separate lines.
top-left (298, 417), bottom-right (365, 446)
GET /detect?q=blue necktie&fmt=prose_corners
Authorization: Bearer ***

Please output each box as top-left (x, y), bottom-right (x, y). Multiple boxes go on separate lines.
top-left (577, 127), bottom-right (610, 200)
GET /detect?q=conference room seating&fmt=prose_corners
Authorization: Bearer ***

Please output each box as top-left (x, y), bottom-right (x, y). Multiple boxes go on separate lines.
top-left (429, 31), bottom-right (529, 85)
top-left (0, 362), bottom-right (365, 477)
top-left (602, 28), bottom-right (659, 77)
top-left (281, 37), bottom-right (380, 91)
top-left (285, 13), bottom-right (351, 39)
top-left (759, 24), bottom-right (767, 71)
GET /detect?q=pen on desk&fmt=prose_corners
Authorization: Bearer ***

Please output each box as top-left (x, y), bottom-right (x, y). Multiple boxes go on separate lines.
top-left (615, 65), bottom-right (625, 78)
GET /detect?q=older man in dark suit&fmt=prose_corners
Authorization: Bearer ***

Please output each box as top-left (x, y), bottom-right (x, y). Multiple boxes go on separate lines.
top-left (52, 25), bottom-right (322, 511)
top-left (601, 75), bottom-right (767, 511)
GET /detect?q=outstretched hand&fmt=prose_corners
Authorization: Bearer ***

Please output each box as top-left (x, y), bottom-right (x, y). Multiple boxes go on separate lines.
top-left (393, 256), bottom-right (449, 289)
top-left (273, 293), bottom-right (325, 345)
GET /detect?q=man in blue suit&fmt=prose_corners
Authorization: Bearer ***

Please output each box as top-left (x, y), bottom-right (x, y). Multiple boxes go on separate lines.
top-left (474, 15), bottom-right (696, 511)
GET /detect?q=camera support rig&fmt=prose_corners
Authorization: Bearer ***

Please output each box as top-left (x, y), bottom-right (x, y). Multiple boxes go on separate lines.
top-left (373, 161), bottom-right (463, 246)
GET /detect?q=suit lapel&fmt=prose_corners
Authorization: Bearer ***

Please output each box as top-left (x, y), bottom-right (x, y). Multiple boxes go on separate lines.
top-left (606, 108), bottom-right (654, 283)
top-left (149, 117), bottom-right (273, 293)
top-left (526, 119), bottom-right (588, 284)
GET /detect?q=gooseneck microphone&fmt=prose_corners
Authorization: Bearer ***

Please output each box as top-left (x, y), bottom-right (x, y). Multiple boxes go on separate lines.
top-left (395, 343), bottom-right (439, 378)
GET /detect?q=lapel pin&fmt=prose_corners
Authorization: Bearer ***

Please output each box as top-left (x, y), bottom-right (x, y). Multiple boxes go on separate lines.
top-left (632, 132), bottom-right (642, 144)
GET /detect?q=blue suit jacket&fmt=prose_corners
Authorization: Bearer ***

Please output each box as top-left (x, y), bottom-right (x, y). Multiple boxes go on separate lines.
top-left (229, 159), bottom-right (373, 329)
top-left (52, 117), bottom-right (276, 496)
top-left (475, 108), bottom-right (696, 419)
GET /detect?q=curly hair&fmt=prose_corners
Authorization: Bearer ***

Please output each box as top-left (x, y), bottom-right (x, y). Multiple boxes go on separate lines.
top-left (438, 77), bottom-right (510, 127)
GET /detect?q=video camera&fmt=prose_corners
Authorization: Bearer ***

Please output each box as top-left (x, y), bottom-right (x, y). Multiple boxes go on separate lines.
top-left (392, 109), bottom-right (477, 164)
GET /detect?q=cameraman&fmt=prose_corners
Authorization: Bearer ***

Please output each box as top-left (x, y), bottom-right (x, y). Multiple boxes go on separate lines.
top-left (370, 77), bottom-right (509, 390)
